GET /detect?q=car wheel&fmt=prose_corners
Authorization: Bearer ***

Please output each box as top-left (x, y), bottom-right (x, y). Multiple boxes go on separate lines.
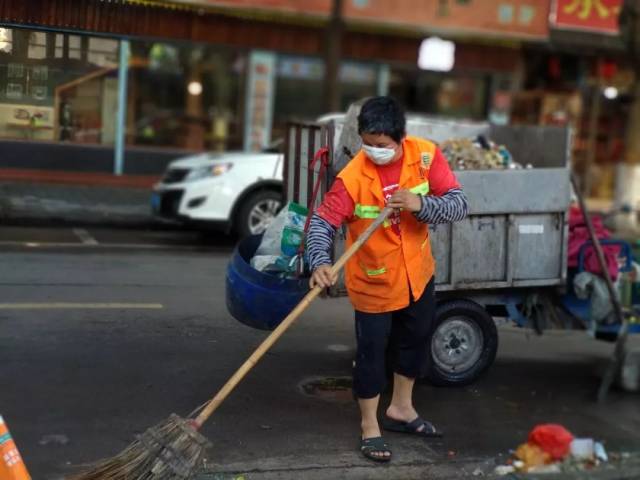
top-left (235, 190), bottom-right (283, 237)
top-left (422, 299), bottom-right (498, 387)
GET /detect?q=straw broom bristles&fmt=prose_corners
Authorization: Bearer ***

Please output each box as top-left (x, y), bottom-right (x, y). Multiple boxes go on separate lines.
top-left (67, 414), bottom-right (210, 480)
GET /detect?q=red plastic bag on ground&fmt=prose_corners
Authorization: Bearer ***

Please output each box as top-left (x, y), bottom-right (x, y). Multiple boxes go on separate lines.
top-left (528, 424), bottom-right (574, 460)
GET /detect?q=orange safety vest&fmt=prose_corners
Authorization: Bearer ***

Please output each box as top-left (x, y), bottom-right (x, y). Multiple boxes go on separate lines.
top-left (337, 136), bottom-right (436, 313)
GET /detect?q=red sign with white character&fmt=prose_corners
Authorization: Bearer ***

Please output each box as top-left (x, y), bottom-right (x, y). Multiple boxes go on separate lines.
top-left (551, 0), bottom-right (622, 34)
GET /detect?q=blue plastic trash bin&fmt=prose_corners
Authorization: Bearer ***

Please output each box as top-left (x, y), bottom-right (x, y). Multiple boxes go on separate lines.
top-left (225, 235), bottom-right (310, 330)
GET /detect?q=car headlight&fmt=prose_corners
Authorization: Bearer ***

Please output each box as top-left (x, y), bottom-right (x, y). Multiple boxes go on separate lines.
top-left (186, 163), bottom-right (233, 181)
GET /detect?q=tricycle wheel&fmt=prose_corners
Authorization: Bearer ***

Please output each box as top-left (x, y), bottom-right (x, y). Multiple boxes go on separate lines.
top-left (422, 299), bottom-right (498, 387)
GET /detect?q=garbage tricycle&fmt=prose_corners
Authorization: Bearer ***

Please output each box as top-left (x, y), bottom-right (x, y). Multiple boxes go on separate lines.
top-left (226, 114), bottom-right (640, 387)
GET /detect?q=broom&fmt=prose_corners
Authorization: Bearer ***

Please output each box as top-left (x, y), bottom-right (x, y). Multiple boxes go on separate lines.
top-left (69, 207), bottom-right (393, 480)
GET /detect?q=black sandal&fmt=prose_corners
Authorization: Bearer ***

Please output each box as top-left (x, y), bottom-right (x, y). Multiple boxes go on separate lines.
top-left (382, 416), bottom-right (443, 438)
top-left (360, 436), bottom-right (392, 463)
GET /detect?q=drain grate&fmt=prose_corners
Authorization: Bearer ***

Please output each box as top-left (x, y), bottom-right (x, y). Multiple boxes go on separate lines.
top-left (299, 376), bottom-right (353, 402)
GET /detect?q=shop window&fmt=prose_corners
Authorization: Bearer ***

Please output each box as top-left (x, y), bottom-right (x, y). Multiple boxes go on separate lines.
top-left (68, 36), bottom-right (82, 60)
top-left (28, 32), bottom-right (47, 60)
top-left (32, 65), bottom-right (48, 81)
top-left (6, 83), bottom-right (23, 100)
top-left (54, 34), bottom-right (63, 58)
top-left (127, 40), bottom-right (245, 151)
top-left (0, 28), bottom-right (119, 143)
top-left (31, 85), bottom-right (47, 101)
top-left (273, 55), bottom-right (325, 138)
top-left (7, 63), bottom-right (24, 78)
top-left (498, 3), bottom-right (515, 24)
top-left (519, 5), bottom-right (536, 25)
top-left (272, 55), bottom-right (378, 141)
top-left (389, 69), bottom-right (488, 120)
top-left (88, 38), bottom-right (119, 67)
top-left (437, 76), bottom-right (487, 119)
top-left (52, 34), bottom-right (84, 60)
top-left (340, 61), bottom-right (378, 108)
top-left (0, 28), bottom-right (11, 53)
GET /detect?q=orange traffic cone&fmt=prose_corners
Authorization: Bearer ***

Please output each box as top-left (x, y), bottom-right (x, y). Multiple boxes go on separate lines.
top-left (0, 416), bottom-right (31, 480)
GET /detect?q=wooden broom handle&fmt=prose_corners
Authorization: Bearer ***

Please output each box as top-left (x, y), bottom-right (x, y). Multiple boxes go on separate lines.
top-left (194, 207), bottom-right (393, 427)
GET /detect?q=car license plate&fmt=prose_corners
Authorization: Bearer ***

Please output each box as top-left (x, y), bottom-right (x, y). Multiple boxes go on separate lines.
top-left (151, 192), bottom-right (161, 212)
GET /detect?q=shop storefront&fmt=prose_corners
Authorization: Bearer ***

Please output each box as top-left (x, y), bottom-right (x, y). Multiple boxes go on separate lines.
top-left (0, 0), bottom-right (553, 176)
top-left (507, 0), bottom-right (631, 203)
top-left (0, 27), bottom-right (247, 151)
top-left (0, 29), bottom-right (119, 144)
top-left (0, 25), bottom-right (389, 173)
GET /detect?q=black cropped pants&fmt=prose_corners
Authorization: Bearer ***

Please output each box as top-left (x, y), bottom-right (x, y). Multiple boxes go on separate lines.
top-left (352, 278), bottom-right (436, 399)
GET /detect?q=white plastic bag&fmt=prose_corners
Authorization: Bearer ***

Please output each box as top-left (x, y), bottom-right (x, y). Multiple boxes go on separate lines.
top-left (250, 254), bottom-right (281, 272)
top-left (252, 202), bottom-right (308, 274)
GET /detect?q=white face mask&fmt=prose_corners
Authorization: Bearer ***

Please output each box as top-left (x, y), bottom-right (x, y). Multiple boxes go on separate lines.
top-left (362, 144), bottom-right (396, 165)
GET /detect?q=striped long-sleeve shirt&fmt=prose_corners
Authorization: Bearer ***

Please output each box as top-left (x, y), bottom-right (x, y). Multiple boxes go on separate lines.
top-left (307, 187), bottom-right (468, 271)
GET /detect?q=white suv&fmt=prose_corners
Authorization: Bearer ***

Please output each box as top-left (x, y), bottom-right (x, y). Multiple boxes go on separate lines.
top-left (151, 114), bottom-right (345, 236)
top-left (152, 149), bottom-right (283, 237)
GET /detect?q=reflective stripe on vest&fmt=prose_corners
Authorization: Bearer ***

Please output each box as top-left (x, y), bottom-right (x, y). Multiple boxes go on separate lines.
top-left (410, 181), bottom-right (430, 195)
top-left (354, 204), bottom-right (380, 219)
top-left (355, 184), bottom-right (428, 219)
top-left (365, 266), bottom-right (387, 276)
top-left (355, 204), bottom-right (392, 228)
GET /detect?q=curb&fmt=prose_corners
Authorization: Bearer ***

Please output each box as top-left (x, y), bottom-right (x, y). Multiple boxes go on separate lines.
top-left (0, 168), bottom-right (160, 189)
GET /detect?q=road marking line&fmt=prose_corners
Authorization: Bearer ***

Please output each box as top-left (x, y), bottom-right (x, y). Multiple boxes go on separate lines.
top-left (72, 228), bottom-right (99, 245)
top-left (0, 303), bottom-right (164, 310)
top-left (0, 241), bottom-right (223, 251)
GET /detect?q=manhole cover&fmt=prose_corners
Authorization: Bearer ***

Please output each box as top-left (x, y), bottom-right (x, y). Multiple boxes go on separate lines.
top-left (299, 376), bottom-right (353, 402)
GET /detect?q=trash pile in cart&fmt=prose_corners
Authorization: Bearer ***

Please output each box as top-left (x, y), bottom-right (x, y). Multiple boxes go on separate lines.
top-left (440, 136), bottom-right (528, 170)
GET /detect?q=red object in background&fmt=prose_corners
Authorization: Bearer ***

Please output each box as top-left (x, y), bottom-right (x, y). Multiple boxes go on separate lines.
top-left (528, 424), bottom-right (574, 460)
top-left (548, 57), bottom-right (562, 79)
top-left (598, 59), bottom-right (618, 79)
top-left (552, 0), bottom-right (622, 34)
top-left (568, 205), bottom-right (622, 281)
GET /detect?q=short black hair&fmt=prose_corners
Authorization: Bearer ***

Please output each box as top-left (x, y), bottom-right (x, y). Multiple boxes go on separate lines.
top-left (357, 96), bottom-right (406, 143)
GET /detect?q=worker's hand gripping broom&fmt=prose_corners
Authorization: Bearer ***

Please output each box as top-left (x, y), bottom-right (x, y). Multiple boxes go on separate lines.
top-left (69, 207), bottom-right (393, 480)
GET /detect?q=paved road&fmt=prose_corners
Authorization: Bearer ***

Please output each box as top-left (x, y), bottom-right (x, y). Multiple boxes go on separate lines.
top-left (0, 225), bottom-right (234, 251)
top-left (1, 228), bottom-right (640, 479)
top-left (0, 181), bottom-right (154, 228)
